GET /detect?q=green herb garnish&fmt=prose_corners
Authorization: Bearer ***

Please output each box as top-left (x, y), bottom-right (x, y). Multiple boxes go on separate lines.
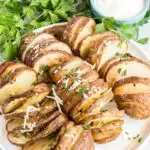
top-left (0, 0), bottom-right (76, 62)
top-left (48, 132), bottom-right (57, 141)
top-left (95, 12), bottom-right (150, 42)
top-left (121, 69), bottom-right (127, 76)
top-left (78, 86), bottom-right (89, 96)
top-left (100, 109), bottom-right (108, 112)
top-left (115, 52), bottom-right (132, 58)
top-left (137, 37), bottom-right (149, 45)
top-left (66, 69), bottom-right (76, 77)
top-left (138, 138), bottom-right (142, 143)
top-left (83, 124), bottom-right (91, 130)
top-left (41, 65), bottom-right (49, 73)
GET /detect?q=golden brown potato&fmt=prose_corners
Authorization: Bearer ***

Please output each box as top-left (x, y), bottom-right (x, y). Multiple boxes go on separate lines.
top-left (0, 67), bottom-right (37, 104)
top-left (87, 36), bottom-right (128, 72)
top-left (6, 110), bottom-right (60, 132)
top-left (105, 57), bottom-right (150, 87)
top-left (74, 88), bottom-right (114, 123)
top-left (79, 31), bottom-right (119, 58)
top-left (82, 111), bottom-right (124, 143)
top-left (21, 33), bottom-right (54, 63)
top-left (3, 83), bottom-right (50, 114)
top-left (92, 127), bottom-right (122, 144)
top-left (62, 17), bottom-right (89, 48)
top-left (113, 77), bottom-right (150, 95)
top-left (99, 57), bottom-right (120, 78)
top-left (23, 135), bottom-right (58, 150)
top-left (70, 79), bottom-right (109, 119)
top-left (37, 22), bottom-right (68, 40)
top-left (5, 98), bottom-right (57, 120)
top-left (32, 114), bottom-right (68, 142)
top-left (62, 17), bottom-right (95, 54)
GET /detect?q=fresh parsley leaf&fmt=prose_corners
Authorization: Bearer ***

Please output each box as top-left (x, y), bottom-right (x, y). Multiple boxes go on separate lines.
top-left (138, 138), bottom-right (142, 143)
top-left (96, 17), bottom-right (139, 41)
top-left (95, 23), bottom-right (106, 33)
top-left (41, 65), bottom-right (50, 73)
top-left (66, 69), bottom-right (76, 77)
top-left (137, 37), bottom-right (149, 45)
top-left (78, 86), bottom-right (89, 96)
top-left (115, 52), bottom-right (132, 58)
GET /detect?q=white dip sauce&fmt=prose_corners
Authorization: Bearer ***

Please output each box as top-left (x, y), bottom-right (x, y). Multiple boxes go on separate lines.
top-left (95, 0), bottom-right (145, 20)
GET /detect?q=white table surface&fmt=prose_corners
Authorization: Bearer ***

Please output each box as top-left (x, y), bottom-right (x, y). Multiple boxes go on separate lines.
top-left (138, 23), bottom-right (150, 150)
top-left (139, 22), bottom-right (150, 59)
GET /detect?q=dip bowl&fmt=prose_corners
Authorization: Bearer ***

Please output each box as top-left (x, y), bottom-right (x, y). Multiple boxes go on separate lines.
top-left (90, 0), bottom-right (150, 24)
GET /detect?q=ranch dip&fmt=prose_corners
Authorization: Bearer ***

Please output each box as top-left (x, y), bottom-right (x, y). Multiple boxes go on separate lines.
top-left (95, 0), bottom-right (145, 20)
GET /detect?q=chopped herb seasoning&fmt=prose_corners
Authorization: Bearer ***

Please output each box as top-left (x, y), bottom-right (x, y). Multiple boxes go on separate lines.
top-left (115, 52), bottom-right (132, 59)
top-left (31, 82), bottom-right (37, 86)
top-left (138, 138), bottom-right (142, 143)
top-left (133, 83), bottom-right (136, 87)
top-left (133, 134), bottom-right (140, 139)
top-left (48, 132), bottom-right (57, 141)
top-left (83, 124), bottom-right (91, 130)
top-left (117, 68), bottom-right (122, 74)
top-left (52, 84), bottom-right (57, 89)
top-left (66, 69), bottom-right (76, 77)
top-left (41, 65), bottom-right (50, 73)
top-left (100, 109), bottom-right (108, 112)
top-left (121, 69), bottom-right (127, 76)
top-left (78, 86), bottom-right (89, 96)
top-left (75, 77), bottom-right (82, 82)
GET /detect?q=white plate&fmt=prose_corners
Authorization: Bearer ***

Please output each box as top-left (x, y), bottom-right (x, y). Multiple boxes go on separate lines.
top-left (0, 31), bottom-right (150, 150)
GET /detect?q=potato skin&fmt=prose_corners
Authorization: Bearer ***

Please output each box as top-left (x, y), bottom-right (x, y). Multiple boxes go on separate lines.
top-left (73, 130), bottom-right (95, 150)
top-left (92, 128), bottom-right (122, 144)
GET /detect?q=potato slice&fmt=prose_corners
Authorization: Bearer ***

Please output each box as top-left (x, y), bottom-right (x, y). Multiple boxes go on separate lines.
top-left (8, 131), bottom-right (31, 146)
top-left (49, 57), bottom-right (91, 83)
top-left (73, 17), bottom-right (95, 50)
top-left (23, 136), bottom-right (57, 150)
top-left (0, 67), bottom-right (37, 104)
top-left (5, 98), bottom-right (57, 120)
top-left (105, 57), bottom-right (150, 87)
top-left (19, 33), bottom-right (36, 57)
top-left (115, 93), bottom-right (150, 106)
top-left (57, 121), bottom-right (75, 141)
top-left (25, 36), bottom-right (57, 65)
top-left (92, 128), bottom-right (122, 144)
top-left (75, 89), bottom-right (114, 123)
top-left (116, 101), bottom-right (150, 119)
top-left (21, 33), bottom-right (55, 62)
top-left (23, 135), bottom-right (58, 150)
top-left (79, 31), bottom-right (118, 58)
top-left (32, 50), bottom-right (71, 72)
top-left (99, 57), bottom-right (120, 78)
top-left (58, 70), bottom-right (99, 113)
top-left (55, 125), bottom-right (83, 150)
top-left (32, 114), bottom-right (68, 141)
top-left (114, 77), bottom-right (150, 95)
top-left (62, 17), bottom-right (88, 47)
top-left (27, 40), bottom-right (72, 66)
top-left (87, 36), bottom-right (128, 72)
top-left (0, 61), bottom-right (14, 76)
top-left (82, 110), bottom-right (124, 125)
top-left (70, 79), bottom-right (109, 118)
top-left (0, 62), bottom-right (26, 79)
top-left (73, 130), bottom-right (95, 150)
top-left (36, 22), bottom-right (68, 40)
top-left (7, 110), bottom-right (60, 132)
